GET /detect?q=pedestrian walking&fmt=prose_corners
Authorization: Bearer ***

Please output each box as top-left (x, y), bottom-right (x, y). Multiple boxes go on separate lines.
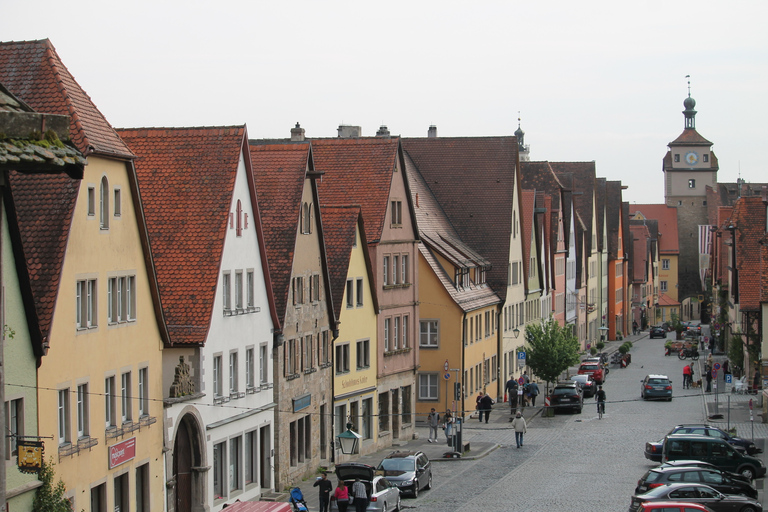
top-left (705, 365), bottom-right (712, 392)
top-left (753, 369), bottom-right (761, 393)
top-left (688, 363), bottom-right (695, 387)
top-left (511, 411), bottom-right (527, 448)
top-left (722, 360), bottom-right (729, 378)
top-left (527, 381), bottom-right (540, 407)
top-left (476, 391), bottom-right (484, 421)
top-left (522, 371), bottom-right (530, 384)
top-left (505, 377), bottom-right (518, 411)
top-left (427, 408), bottom-right (440, 443)
top-left (333, 480), bottom-right (349, 512)
top-left (352, 478), bottom-right (368, 512)
top-left (314, 471), bottom-right (333, 512)
top-left (706, 352), bottom-right (713, 368)
top-left (683, 364), bottom-right (692, 389)
top-left (633, 320), bottom-right (638, 335)
top-left (479, 393), bottom-right (494, 423)
top-left (443, 409), bottom-right (455, 445)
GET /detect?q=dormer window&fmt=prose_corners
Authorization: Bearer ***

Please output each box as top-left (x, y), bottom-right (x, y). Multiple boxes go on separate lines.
top-left (688, 179), bottom-right (696, 189)
top-left (301, 202), bottom-right (312, 234)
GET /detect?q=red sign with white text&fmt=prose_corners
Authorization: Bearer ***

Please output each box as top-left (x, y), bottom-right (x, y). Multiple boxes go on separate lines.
top-left (109, 437), bottom-right (136, 469)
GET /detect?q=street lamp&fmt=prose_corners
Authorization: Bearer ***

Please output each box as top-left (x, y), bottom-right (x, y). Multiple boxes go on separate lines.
top-left (512, 327), bottom-right (520, 339)
top-left (336, 423), bottom-right (362, 455)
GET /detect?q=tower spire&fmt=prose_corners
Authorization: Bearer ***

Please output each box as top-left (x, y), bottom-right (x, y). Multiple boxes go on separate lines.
top-left (683, 75), bottom-right (697, 129)
top-left (514, 111), bottom-right (529, 161)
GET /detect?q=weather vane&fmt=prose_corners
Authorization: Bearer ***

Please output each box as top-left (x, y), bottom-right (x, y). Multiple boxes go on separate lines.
top-left (685, 74), bottom-right (691, 97)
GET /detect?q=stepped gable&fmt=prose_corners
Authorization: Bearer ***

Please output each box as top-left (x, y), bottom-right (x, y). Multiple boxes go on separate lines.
top-left (5, 170), bottom-right (79, 354)
top-left (0, 39), bottom-right (133, 158)
top-left (311, 137), bottom-right (400, 245)
top-left (732, 197), bottom-right (765, 312)
top-left (118, 126), bottom-right (246, 345)
top-left (402, 136), bottom-right (518, 300)
top-left (249, 141), bottom-right (312, 324)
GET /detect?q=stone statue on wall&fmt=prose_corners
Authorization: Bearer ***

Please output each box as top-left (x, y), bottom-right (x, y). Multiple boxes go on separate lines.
top-left (169, 356), bottom-right (195, 397)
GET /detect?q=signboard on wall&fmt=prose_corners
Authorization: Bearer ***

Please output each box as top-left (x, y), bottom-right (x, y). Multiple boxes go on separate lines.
top-left (109, 437), bottom-right (136, 469)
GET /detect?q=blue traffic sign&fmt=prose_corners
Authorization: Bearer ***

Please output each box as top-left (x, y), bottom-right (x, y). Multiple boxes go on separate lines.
top-left (443, 372), bottom-right (451, 380)
top-left (518, 351), bottom-right (526, 360)
top-left (725, 374), bottom-right (732, 384)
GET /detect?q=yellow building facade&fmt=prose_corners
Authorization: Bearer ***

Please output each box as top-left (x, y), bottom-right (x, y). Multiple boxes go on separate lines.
top-left (39, 155), bottom-right (165, 511)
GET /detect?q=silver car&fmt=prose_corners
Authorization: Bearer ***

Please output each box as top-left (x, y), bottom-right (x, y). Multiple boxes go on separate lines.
top-left (331, 463), bottom-right (401, 512)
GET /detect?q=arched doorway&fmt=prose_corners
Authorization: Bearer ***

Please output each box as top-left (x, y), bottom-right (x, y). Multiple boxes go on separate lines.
top-left (173, 414), bottom-right (203, 512)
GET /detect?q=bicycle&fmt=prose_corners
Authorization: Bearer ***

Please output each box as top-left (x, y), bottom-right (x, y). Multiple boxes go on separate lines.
top-left (597, 400), bottom-right (605, 419)
top-left (678, 347), bottom-right (699, 360)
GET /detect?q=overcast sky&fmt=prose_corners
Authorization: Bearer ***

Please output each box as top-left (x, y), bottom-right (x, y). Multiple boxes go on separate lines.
top-left (3, 1), bottom-right (766, 204)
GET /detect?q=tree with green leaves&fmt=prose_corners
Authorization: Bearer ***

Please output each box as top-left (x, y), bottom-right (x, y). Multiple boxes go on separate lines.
top-left (33, 458), bottom-right (72, 512)
top-left (524, 316), bottom-right (580, 393)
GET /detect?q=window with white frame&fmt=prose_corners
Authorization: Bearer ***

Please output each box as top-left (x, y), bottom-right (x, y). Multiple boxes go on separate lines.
top-left (401, 255), bottom-right (409, 284)
top-left (392, 255), bottom-right (399, 285)
top-left (662, 259), bottom-right (670, 270)
top-left (418, 374), bottom-right (438, 400)
top-left (77, 383), bottom-right (89, 438)
top-left (393, 316), bottom-right (400, 349)
top-left (402, 315), bottom-right (409, 348)
top-left (356, 339), bottom-right (370, 368)
top-left (87, 186), bottom-right (95, 216)
top-left (235, 271), bottom-right (243, 310)
top-left (139, 368), bottom-right (149, 417)
top-left (246, 270), bottom-right (255, 308)
top-left (304, 334), bottom-right (313, 370)
top-left (58, 389), bottom-right (70, 445)
top-left (76, 278), bottom-right (97, 329)
top-left (320, 331), bottom-right (330, 365)
top-left (108, 275), bottom-right (136, 323)
top-left (346, 279), bottom-right (354, 308)
top-left (5, 398), bottom-right (23, 457)
top-left (213, 355), bottom-right (223, 397)
top-left (383, 256), bottom-right (390, 286)
top-left (391, 200), bottom-right (402, 226)
top-left (222, 273), bottom-right (231, 311)
top-left (246, 348), bottom-right (255, 390)
top-left (293, 276), bottom-right (304, 305)
top-left (213, 441), bottom-right (226, 500)
top-left (105, 376), bottom-right (116, 428)
top-left (420, 320), bottom-right (438, 347)
top-left (121, 372), bottom-right (132, 423)
top-left (310, 273), bottom-right (320, 302)
top-left (384, 318), bottom-right (391, 351)
top-left (660, 281), bottom-right (668, 293)
top-left (260, 344), bottom-right (268, 384)
top-left (245, 430), bottom-right (257, 485)
top-left (230, 436), bottom-right (241, 492)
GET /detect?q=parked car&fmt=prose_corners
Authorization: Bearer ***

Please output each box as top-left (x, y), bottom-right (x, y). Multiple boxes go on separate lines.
top-left (683, 322), bottom-right (702, 336)
top-left (657, 460), bottom-right (751, 483)
top-left (376, 450), bottom-right (432, 498)
top-left (332, 462), bottom-right (401, 512)
top-left (628, 483), bottom-right (761, 512)
top-left (636, 466), bottom-right (758, 499)
top-left (570, 374), bottom-right (596, 397)
top-left (662, 434), bottom-right (766, 480)
top-left (645, 425), bottom-right (756, 462)
top-left (641, 374), bottom-right (673, 401)
top-left (634, 503), bottom-right (714, 512)
top-left (649, 326), bottom-right (667, 339)
top-left (578, 361), bottom-right (605, 384)
top-left (550, 382), bottom-right (583, 413)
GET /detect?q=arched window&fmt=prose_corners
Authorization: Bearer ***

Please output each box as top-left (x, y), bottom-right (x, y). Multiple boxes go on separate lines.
top-left (100, 176), bottom-right (110, 229)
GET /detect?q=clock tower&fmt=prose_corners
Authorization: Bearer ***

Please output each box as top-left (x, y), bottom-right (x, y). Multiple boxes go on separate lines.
top-left (663, 88), bottom-right (718, 300)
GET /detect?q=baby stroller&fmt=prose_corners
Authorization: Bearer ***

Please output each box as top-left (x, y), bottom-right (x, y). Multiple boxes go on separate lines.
top-left (290, 487), bottom-right (308, 512)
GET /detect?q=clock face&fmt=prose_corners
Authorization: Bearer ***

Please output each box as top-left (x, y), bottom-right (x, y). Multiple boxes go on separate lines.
top-left (685, 151), bottom-right (699, 165)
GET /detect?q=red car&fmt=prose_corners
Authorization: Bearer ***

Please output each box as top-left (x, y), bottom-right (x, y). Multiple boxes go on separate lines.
top-left (578, 362), bottom-right (604, 384)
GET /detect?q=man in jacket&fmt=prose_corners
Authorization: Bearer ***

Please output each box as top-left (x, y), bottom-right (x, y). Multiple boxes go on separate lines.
top-left (313, 471), bottom-right (333, 512)
top-left (505, 377), bottom-right (519, 412)
top-left (527, 381), bottom-right (540, 407)
top-left (427, 408), bottom-right (440, 443)
top-left (479, 393), bottom-right (494, 423)
top-left (511, 411), bottom-right (527, 448)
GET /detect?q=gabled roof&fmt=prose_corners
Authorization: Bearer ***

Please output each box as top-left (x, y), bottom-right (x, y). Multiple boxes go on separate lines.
top-left (118, 126), bottom-right (248, 345)
top-left (311, 137), bottom-right (404, 245)
top-left (595, 178), bottom-right (606, 252)
top-left (520, 188), bottom-right (535, 293)
top-left (658, 294), bottom-right (680, 307)
top-left (249, 141), bottom-right (313, 325)
top-left (551, 162), bottom-right (596, 256)
top-left (669, 128), bottom-right (712, 146)
top-left (0, 39), bottom-right (133, 159)
top-left (321, 205), bottom-right (379, 316)
top-left (521, 161), bottom-right (563, 210)
top-left (405, 152), bottom-right (499, 312)
top-left (402, 136), bottom-right (518, 301)
top-left (628, 204), bottom-right (679, 255)
top-left (5, 170), bottom-right (79, 357)
top-left (732, 197), bottom-right (767, 312)
top-left (629, 222), bottom-right (652, 284)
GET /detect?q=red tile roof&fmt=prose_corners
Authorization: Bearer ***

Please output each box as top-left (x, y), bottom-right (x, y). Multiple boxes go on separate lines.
top-left (249, 142), bottom-right (312, 324)
top-left (6, 170), bottom-right (79, 354)
top-left (669, 128), bottom-right (713, 146)
top-left (732, 197), bottom-right (766, 311)
top-left (117, 126), bottom-right (247, 345)
top-left (605, 181), bottom-right (624, 260)
top-left (628, 204), bottom-right (679, 255)
top-left (312, 138), bottom-right (402, 245)
top-left (0, 39), bottom-right (133, 158)
top-left (402, 137), bottom-right (518, 301)
top-left (321, 205), bottom-right (378, 316)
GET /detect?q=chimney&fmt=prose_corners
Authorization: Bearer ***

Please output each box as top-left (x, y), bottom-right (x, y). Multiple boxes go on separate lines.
top-left (427, 125), bottom-right (437, 138)
top-left (337, 125), bottom-right (361, 138)
top-left (291, 122), bottom-right (305, 141)
top-left (376, 125), bottom-right (390, 138)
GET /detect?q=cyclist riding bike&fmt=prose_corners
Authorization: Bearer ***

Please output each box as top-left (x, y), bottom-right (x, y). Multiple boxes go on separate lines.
top-left (595, 385), bottom-right (606, 418)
